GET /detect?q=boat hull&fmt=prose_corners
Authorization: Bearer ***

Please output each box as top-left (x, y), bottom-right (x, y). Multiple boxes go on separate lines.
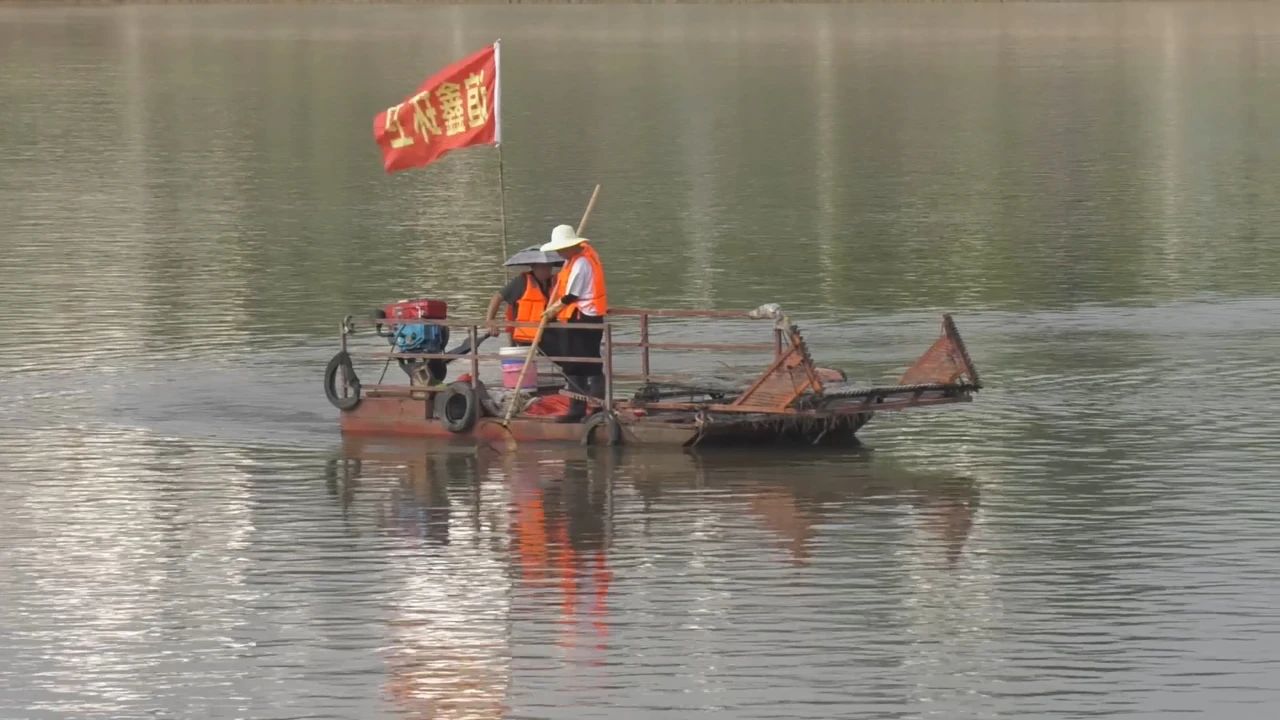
top-left (339, 396), bottom-right (870, 448)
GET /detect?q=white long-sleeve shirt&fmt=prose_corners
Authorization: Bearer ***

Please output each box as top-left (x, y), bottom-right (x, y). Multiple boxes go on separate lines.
top-left (562, 255), bottom-right (603, 317)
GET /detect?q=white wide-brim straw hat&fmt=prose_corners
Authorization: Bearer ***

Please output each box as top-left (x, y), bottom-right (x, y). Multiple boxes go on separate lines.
top-left (540, 224), bottom-right (588, 253)
top-left (503, 245), bottom-right (564, 267)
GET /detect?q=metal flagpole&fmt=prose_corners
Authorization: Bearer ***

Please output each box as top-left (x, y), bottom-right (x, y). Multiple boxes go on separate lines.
top-left (494, 39), bottom-right (510, 280)
top-left (498, 148), bottom-right (510, 280)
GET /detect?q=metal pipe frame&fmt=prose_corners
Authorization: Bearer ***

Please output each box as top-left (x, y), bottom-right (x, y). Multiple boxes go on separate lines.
top-left (356, 309), bottom-right (801, 404)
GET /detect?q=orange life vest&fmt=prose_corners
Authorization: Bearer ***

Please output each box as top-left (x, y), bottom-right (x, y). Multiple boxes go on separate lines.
top-left (505, 272), bottom-right (551, 343)
top-left (553, 243), bottom-right (608, 321)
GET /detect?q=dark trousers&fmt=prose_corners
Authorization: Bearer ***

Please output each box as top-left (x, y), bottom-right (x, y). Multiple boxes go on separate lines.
top-left (550, 312), bottom-right (604, 378)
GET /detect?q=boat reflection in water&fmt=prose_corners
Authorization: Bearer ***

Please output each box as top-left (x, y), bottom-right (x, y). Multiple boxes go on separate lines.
top-left (326, 443), bottom-right (513, 720)
top-left (507, 452), bottom-right (614, 655)
top-left (623, 447), bottom-right (979, 568)
top-left (327, 438), bottom-right (983, 717)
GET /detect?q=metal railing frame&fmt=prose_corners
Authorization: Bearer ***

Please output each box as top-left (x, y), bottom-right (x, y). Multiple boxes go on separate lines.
top-left (349, 307), bottom-right (788, 411)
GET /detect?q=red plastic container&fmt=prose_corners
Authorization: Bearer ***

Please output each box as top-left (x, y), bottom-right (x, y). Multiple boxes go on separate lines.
top-left (383, 298), bottom-right (448, 321)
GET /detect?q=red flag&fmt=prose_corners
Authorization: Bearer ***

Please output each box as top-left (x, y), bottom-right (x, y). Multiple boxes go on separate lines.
top-left (373, 42), bottom-right (500, 174)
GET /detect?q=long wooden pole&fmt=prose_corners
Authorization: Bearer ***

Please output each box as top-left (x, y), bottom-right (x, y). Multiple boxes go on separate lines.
top-left (502, 314), bottom-right (552, 425)
top-left (577, 183), bottom-right (600, 235)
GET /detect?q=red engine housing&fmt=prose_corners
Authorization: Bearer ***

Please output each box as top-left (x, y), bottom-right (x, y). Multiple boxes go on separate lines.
top-left (383, 298), bottom-right (448, 321)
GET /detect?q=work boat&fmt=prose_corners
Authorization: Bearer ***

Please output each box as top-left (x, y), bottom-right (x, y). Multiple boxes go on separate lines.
top-left (323, 300), bottom-right (982, 448)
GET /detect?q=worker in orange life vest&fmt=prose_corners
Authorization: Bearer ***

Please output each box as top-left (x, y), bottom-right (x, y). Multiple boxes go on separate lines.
top-left (483, 245), bottom-right (563, 350)
top-left (540, 224), bottom-right (608, 423)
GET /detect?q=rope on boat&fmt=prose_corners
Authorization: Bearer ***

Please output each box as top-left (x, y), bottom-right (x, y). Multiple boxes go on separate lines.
top-left (633, 382), bottom-right (731, 402)
top-left (821, 382), bottom-right (979, 400)
top-left (636, 380), bottom-right (977, 405)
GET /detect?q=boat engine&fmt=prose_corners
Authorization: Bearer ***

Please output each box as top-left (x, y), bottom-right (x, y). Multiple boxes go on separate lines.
top-left (373, 298), bottom-right (450, 384)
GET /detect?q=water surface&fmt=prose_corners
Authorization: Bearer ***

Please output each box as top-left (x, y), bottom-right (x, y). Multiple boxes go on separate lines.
top-left (2, 3), bottom-right (1279, 719)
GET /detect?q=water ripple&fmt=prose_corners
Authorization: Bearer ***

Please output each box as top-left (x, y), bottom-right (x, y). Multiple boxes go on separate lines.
top-left (5, 3), bottom-right (1280, 719)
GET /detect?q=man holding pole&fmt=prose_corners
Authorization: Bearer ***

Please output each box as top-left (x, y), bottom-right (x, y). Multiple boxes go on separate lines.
top-left (540, 223), bottom-right (608, 424)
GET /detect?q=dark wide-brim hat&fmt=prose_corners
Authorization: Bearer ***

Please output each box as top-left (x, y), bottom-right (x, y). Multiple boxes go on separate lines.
top-left (503, 245), bottom-right (565, 267)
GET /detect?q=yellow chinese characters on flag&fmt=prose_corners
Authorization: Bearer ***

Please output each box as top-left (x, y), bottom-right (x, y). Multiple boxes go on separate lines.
top-left (373, 42), bottom-right (500, 174)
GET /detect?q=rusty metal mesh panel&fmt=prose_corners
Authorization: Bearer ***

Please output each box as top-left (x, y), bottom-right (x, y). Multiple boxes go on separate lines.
top-left (897, 315), bottom-right (978, 387)
top-left (729, 329), bottom-right (824, 412)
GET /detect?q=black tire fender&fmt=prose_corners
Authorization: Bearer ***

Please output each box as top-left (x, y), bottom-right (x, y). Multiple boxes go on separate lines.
top-left (582, 412), bottom-right (622, 446)
top-left (439, 382), bottom-right (478, 433)
top-left (324, 351), bottom-right (361, 411)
